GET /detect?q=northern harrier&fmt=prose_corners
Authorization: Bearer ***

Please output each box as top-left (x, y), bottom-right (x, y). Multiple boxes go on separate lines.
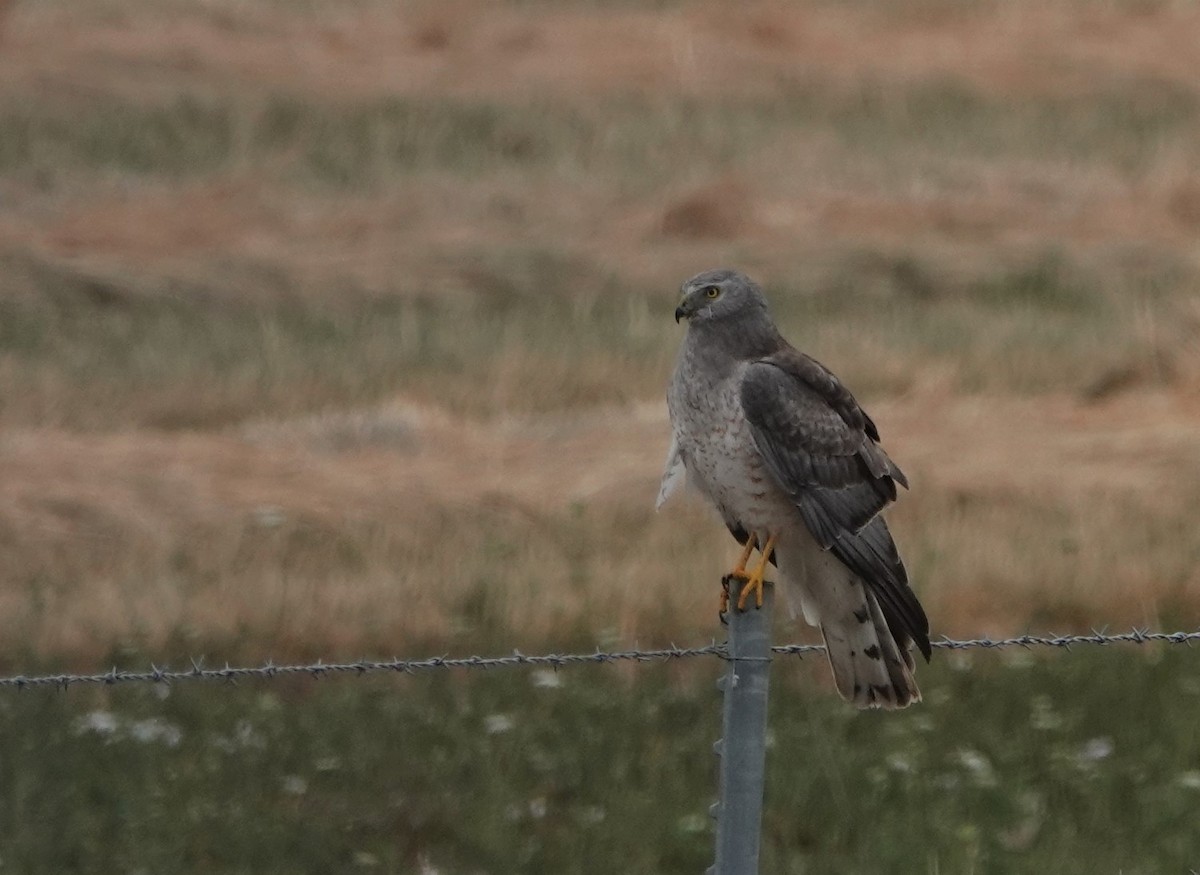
top-left (660, 268), bottom-right (930, 709)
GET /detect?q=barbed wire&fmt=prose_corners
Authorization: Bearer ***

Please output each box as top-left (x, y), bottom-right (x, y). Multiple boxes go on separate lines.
top-left (0, 628), bottom-right (1196, 690)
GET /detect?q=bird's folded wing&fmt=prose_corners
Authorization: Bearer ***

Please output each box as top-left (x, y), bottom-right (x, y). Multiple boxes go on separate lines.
top-left (740, 352), bottom-right (929, 659)
top-left (739, 354), bottom-right (899, 536)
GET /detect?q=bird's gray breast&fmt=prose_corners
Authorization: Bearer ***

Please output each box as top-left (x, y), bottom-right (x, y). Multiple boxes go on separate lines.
top-left (668, 343), bottom-right (792, 534)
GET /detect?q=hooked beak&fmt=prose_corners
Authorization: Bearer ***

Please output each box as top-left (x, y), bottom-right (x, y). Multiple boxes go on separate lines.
top-left (674, 302), bottom-right (690, 323)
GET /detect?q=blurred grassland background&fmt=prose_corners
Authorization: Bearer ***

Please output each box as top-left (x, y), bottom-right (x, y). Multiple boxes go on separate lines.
top-left (1, 0), bottom-right (1200, 871)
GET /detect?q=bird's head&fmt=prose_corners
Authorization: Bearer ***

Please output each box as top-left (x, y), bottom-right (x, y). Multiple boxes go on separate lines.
top-left (674, 268), bottom-right (768, 325)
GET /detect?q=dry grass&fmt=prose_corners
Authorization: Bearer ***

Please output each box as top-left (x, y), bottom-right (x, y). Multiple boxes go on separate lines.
top-left (1, 0), bottom-right (1199, 665)
top-left (1, 387), bottom-right (1198, 666)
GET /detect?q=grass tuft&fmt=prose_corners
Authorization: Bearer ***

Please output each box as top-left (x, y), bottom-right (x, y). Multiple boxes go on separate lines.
top-left (2, 650), bottom-right (1199, 873)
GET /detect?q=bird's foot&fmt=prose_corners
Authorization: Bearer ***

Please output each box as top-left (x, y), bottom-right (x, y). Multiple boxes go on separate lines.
top-left (719, 536), bottom-right (758, 622)
top-left (735, 533), bottom-right (777, 611)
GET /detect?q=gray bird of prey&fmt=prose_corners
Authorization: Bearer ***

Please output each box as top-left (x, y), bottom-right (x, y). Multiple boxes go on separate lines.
top-left (660, 268), bottom-right (930, 709)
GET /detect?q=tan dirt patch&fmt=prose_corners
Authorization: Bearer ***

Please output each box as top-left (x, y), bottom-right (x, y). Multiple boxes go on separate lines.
top-left (3, 1), bottom-right (1200, 102)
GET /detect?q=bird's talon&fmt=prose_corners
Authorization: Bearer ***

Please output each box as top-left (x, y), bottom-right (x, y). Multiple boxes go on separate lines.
top-left (732, 533), bottom-right (777, 612)
top-left (734, 576), bottom-right (763, 612)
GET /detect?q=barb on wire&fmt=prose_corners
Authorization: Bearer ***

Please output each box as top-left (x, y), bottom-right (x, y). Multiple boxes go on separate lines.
top-left (0, 629), bottom-right (1197, 690)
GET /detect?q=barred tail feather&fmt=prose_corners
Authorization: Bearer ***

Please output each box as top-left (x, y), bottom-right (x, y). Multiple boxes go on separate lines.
top-left (821, 589), bottom-right (920, 710)
top-left (777, 539), bottom-right (920, 710)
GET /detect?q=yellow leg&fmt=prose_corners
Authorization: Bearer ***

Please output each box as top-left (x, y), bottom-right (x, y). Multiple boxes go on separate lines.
top-left (736, 533), bottom-right (777, 611)
top-left (731, 536), bottom-right (757, 577)
top-left (719, 536), bottom-right (758, 616)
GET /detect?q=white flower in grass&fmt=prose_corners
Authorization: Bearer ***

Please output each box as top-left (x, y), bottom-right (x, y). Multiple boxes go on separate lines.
top-left (484, 713), bottom-right (514, 734)
top-left (314, 755), bottom-right (341, 772)
top-left (948, 652), bottom-right (973, 672)
top-left (1078, 737), bottom-right (1114, 763)
top-left (76, 711), bottom-right (119, 737)
top-left (1071, 737), bottom-right (1114, 777)
top-left (1003, 650), bottom-right (1036, 670)
top-left (1177, 771), bottom-right (1200, 790)
top-left (1030, 695), bottom-right (1063, 731)
top-left (886, 752), bottom-right (914, 774)
top-left (74, 712), bottom-right (181, 747)
top-left (955, 747), bottom-right (997, 787)
top-left (909, 713), bottom-right (936, 733)
top-left (927, 688), bottom-right (951, 707)
top-left (282, 775), bottom-right (307, 796)
top-left (128, 717), bottom-right (182, 748)
top-left (531, 669), bottom-right (563, 689)
top-left (234, 720), bottom-right (266, 749)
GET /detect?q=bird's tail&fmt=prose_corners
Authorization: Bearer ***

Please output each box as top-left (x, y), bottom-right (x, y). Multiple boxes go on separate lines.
top-left (819, 588), bottom-right (920, 710)
top-left (777, 544), bottom-right (920, 710)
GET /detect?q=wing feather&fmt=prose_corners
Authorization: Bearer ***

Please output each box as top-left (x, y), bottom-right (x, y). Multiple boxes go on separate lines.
top-left (830, 518), bottom-right (930, 660)
top-left (740, 350), bottom-right (930, 660)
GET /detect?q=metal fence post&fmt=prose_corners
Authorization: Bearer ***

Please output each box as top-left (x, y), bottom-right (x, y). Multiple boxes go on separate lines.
top-left (708, 577), bottom-right (773, 875)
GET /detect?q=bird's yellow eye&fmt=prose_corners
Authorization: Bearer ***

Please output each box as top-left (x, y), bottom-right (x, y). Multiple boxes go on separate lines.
top-left (705, 286), bottom-right (720, 298)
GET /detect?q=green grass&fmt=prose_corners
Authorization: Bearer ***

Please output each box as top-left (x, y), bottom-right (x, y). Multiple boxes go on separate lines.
top-left (0, 242), bottom-right (1181, 430)
top-left (820, 76), bottom-right (1200, 173)
top-left (0, 248), bottom-right (675, 429)
top-left (2, 648), bottom-right (1199, 873)
top-left (3, 76), bottom-right (1197, 187)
